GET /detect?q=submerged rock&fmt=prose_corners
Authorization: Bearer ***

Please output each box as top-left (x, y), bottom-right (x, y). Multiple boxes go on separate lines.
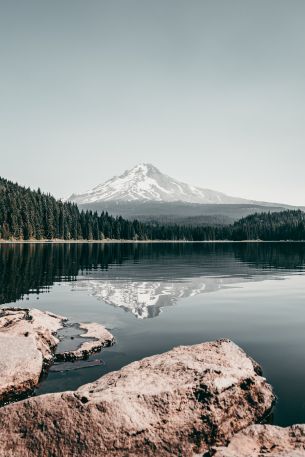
top-left (0, 339), bottom-right (274, 456)
top-left (213, 424), bottom-right (305, 456)
top-left (0, 308), bottom-right (114, 404)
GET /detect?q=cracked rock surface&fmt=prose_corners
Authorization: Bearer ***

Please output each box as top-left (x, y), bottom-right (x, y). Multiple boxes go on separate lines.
top-left (0, 339), bottom-right (274, 457)
top-left (213, 424), bottom-right (305, 456)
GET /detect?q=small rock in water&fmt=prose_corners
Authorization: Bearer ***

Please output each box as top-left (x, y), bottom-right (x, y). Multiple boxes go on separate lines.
top-left (55, 322), bottom-right (114, 361)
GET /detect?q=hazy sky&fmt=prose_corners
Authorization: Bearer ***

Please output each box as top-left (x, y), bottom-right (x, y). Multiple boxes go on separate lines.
top-left (1, 0), bottom-right (304, 204)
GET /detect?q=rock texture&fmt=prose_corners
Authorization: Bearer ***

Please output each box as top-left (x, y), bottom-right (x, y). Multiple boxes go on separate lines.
top-left (56, 322), bottom-right (115, 361)
top-left (0, 308), bottom-right (114, 404)
top-left (213, 424), bottom-right (305, 456)
top-left (0, 339), bottom-right (274, 457)
top-left (0, 308), bottom-right (64, 404)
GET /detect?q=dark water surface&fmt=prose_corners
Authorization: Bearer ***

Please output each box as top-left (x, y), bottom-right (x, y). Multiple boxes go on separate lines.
top-left (1, 242), bottom-right (305, 426)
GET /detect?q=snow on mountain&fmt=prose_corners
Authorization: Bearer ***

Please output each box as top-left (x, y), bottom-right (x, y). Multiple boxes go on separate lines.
top-left (68, 163), bottom-right (253, 205)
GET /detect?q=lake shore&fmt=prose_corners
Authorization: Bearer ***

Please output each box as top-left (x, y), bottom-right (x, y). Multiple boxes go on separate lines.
top-left (1, 239), bottom-right (305, 244)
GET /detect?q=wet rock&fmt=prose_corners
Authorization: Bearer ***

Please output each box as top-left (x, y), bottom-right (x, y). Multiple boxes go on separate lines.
top-left (213, 424), bottom-right (305, 456)
top-left (0, 339), bottom-right (274, 456)
top-left (55, 322), bottom-right (114, 361)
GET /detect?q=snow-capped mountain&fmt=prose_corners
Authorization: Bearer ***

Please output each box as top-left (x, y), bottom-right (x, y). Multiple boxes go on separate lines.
top-left (69, 163), bottom-right (253, 205)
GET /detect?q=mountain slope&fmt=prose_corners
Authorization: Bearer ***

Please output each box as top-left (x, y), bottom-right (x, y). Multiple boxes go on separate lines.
top-left (68, 163), bottom-right (302, 224)
top-left (69, 163), bottom-right (254, 205)
top-left (77, 200), bottom-right (294, 226)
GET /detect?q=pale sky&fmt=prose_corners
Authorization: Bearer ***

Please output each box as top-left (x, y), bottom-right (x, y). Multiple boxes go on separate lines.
top-left (1, 0), bottom-right (304, 205)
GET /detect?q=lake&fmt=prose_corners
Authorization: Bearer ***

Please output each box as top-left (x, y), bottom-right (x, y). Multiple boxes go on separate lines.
top-left (1, 242), bottom-right (305, 426)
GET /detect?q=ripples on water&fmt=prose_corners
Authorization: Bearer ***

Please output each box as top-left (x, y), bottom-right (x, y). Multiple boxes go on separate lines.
top-left (1, 242), bottom-right (305, 426)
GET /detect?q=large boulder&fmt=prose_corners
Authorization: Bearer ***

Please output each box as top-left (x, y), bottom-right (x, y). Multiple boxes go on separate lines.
top-left (0, 339), bottom-right (274, 456)
top-left (213, 424), bottom-right (305, 456)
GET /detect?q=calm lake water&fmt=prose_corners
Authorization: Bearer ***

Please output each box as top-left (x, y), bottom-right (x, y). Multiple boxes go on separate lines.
top-left (1, 242), bottom-right (305, 426)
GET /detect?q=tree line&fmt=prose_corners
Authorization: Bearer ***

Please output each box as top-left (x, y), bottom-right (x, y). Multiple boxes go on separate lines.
top-left (1, 176), bottom-right (305, 241)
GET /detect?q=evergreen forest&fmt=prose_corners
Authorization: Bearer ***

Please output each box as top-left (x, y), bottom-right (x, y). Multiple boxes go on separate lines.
top-left (1, 176), bottom-right (305, 241)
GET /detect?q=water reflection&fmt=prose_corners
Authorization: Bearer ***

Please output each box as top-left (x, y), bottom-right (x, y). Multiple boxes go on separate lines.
top-left (1, 242), bottom-right (304, 313)
top-left (72, 274), bottom-right (279, 319)
top-left (1, 242), bottom-right (305, 426)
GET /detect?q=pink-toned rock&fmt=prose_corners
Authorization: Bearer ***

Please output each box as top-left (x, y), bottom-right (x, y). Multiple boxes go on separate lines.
top-left (213, 424), bottom-right (305, 456)
top-left (0, 308), bottom-right (114, 404)
top-left (0, 308), bottom-right (64, 404)
top-left (56, 322), bottom-right (114, 361)
top-left (0, 308), bottom-right (65, 362)
top-left (0, 339), bottom-right (274, 457)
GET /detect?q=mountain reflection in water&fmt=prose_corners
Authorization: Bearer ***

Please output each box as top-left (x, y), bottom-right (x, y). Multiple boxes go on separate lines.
top-left (1, 241), bottom-right (305, 427)
top-left (1, 242), bottom-right (304, 315)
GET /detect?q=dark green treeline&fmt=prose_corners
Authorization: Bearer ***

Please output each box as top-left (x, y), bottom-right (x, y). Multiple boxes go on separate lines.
top-left (0, 176), bottom-right (148, 240)
top-left (1, 176), bottom-right (305, 241)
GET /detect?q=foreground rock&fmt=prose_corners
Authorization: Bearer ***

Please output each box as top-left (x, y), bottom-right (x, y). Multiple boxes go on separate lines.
top-left (0, 308), bottom-right (114, 404)
top-left (0, 339), bottom-right (274, 457)
top-left (213, 424), bottom-right (305, 456)
top-left (0, 308), bottom-right (64, 404)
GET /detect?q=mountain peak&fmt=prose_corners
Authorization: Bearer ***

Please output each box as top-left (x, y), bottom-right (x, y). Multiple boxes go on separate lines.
top-left (134, 163), bottom-right (156, 170)
top-left (69, 163), bottom-right (251, 205)
top-left (124, 163), bottom-right (159, 176)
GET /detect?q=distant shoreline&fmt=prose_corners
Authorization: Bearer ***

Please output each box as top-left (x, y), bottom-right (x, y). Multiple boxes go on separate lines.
top-left (0, 239), bottom-right (305, 244)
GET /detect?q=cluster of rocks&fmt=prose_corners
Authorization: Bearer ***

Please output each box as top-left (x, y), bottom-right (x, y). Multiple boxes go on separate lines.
top-left (1, 308), bottom-right (305, 456)
top-left (0, 307), bottom-right (114, 405)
